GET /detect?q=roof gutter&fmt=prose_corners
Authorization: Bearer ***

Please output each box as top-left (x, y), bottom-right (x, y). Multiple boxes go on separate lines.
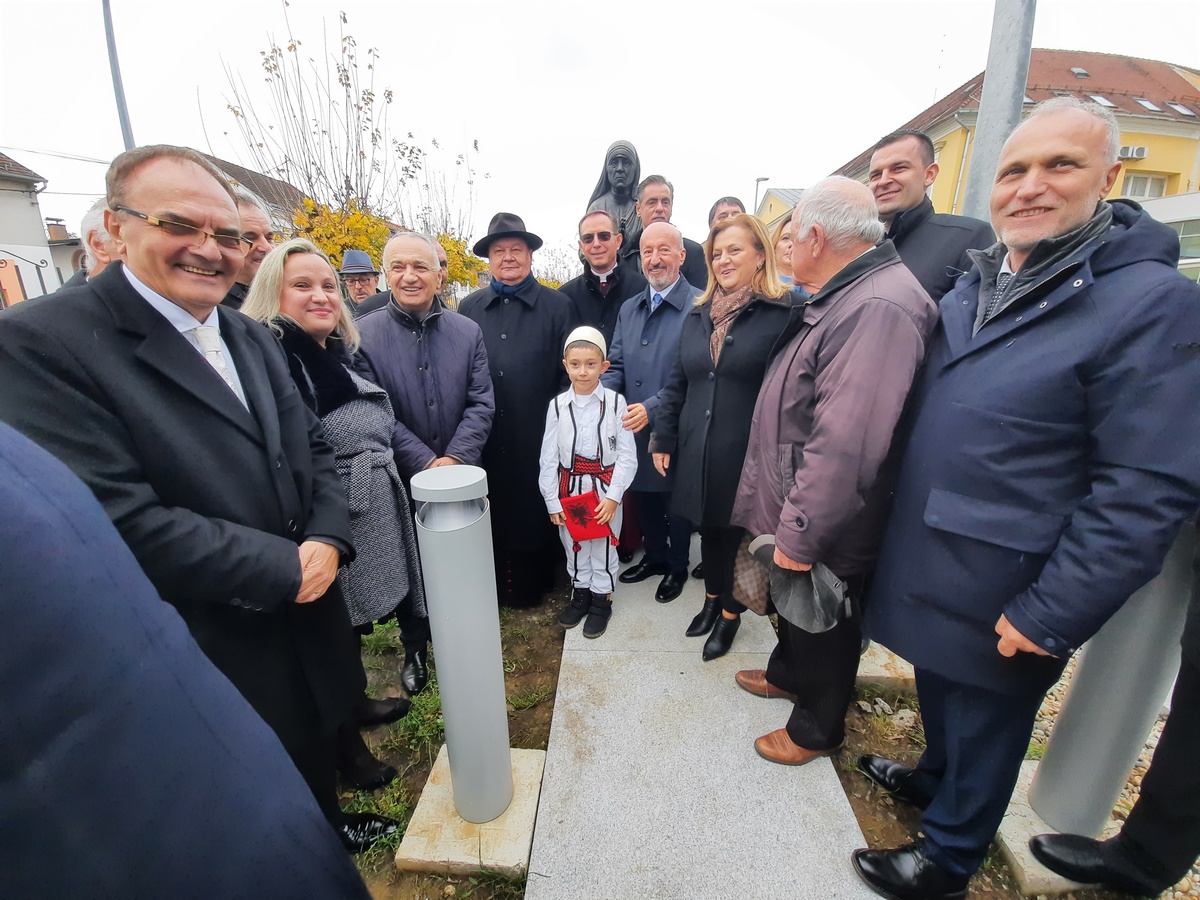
top-left (951, 113), bottom-right (973, 215)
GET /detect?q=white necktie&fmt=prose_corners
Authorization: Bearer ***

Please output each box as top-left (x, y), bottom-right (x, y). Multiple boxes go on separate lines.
top-left (192, 325), bottom-right (243, 403)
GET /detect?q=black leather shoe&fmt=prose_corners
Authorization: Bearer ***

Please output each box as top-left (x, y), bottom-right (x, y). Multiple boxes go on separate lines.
top-left (691, 562), bottom-right (704, 579)
top-left (337, 728), bottom-right (398, 791)
top-left (702, 614), bottom-right (740, 661)
top-left (338, 812), bottom-right (400, 853)
top-left (1029, 834), bottom-right (1164, 896)
top-left (617, 550), bottom-right (634, 564)
top-left (686, 596), bottom-right (720, 637)
top-left (356, 696), bottom-right (411, 728)
top-left (857, 754), bottom-right (933, 810)
top-left (655, 570), bottom-right (687, 602)
top-left (400, 647), bottom-right (429, 695)
top-left (620, 559), bottom-right (669, 584)
top-left (852, 841), bottom-right (969, 900)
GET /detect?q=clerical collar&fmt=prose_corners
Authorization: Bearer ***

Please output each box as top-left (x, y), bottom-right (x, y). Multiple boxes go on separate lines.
top-left (590, 265), bottom-right (617, 282)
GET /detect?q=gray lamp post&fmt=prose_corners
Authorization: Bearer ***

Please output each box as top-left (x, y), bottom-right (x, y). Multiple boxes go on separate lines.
top-left (754, 177), bottom-right (770, 215)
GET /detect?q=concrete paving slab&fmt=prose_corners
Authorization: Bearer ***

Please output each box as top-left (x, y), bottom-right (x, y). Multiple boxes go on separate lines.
top-left (856, 643), bottom-right (917, 696)
top-left (996, 761), bottom-right (1093, 897)
top-left (530, 540), bottom-right (873, 900)
top-left (395, 745), bottom-right (545, 878)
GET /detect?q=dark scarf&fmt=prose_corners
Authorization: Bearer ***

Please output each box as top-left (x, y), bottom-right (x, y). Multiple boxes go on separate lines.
top-left (709, 284), bottom-right (755, 365)
top-left (276, 320), bottom-right (359, 416)
top-left (493, 272), bottom-right (537, 297)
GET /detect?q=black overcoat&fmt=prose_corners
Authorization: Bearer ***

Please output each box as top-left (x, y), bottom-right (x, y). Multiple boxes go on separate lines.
top-left (648, 292), bottom-right (794, 526)
top-left (0, 264), bottom-right (363, 753)
top-left (459, 279), bottom-right (579, 550)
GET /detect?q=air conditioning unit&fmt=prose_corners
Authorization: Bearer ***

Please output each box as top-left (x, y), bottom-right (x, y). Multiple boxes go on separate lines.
top-left (1119, 145), bottom-right (1148, 160)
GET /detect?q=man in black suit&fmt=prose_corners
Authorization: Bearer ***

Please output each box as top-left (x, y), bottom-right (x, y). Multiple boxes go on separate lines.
top-left (558, 209), bottom-right (646, 349)
top-left (868, 130), bottom-right (994, 301)
top-left (220, 185), bottom-right (276, 310)
top-left (0, 144), bottom-right (392, 851)
top-left (0, 422), bottom-right (370, 898)
top-left (621, 175), bottom-right (710, 290)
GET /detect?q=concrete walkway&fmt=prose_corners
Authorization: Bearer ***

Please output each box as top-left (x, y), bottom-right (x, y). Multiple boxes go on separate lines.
top-left (526, 541), bottom-right (874, 899)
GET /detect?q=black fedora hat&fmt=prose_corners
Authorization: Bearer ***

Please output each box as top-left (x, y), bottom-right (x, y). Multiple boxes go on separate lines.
top-left (472, 212), bottom-right (543, 257)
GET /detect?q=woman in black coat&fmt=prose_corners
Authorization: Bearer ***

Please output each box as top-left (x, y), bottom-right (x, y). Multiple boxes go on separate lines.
top-left (649, 214), bottom-right (793, 660)
top-left (243, 239), bottom-right (425, 805)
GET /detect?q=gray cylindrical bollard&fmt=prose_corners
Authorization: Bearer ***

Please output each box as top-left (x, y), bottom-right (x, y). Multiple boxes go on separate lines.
top-left (411, 466), bottom-right (513, 824)
top-left (1028, 524), bottom-right (1194, 835)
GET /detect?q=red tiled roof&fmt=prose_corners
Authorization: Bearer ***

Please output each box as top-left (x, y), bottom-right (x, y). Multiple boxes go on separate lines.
top-left (200, 153), bottom-right (307, 213)
top-left (0, 151), bottom-right (46, 185)
top-left (833, 50), bottom-right (1200, 177)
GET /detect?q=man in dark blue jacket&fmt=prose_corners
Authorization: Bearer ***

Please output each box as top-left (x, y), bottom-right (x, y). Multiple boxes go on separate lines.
top-left (604, 221), bottom-right (697, 602)
top-left (0, 422), bottom-right (369, 899)
top-left (854, 98), bottom-right (1200, 899)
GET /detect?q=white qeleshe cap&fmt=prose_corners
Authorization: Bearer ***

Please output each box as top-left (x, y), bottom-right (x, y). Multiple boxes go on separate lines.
top-left (564, 325), bottom-right (607, 359)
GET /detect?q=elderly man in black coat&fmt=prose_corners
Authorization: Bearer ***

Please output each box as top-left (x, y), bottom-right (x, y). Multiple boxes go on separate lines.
top-left (459, 213), bottom-right (579, 607)
top-left (0, 422), bottom-right (370, 899)
top-left (0, 145), bottom-right (392, 852)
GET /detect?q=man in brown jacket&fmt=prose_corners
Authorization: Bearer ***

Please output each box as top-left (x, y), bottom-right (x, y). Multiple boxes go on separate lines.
top-left (730, 177), bottom-right (938, 765)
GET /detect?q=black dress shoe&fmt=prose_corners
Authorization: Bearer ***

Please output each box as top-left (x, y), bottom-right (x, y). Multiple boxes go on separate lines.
top-left (852, 841), bottom-right (969, 900)
top-left (655, 570), bottom-right (687, 602)
top-left (691, 562), bottom-right (704, 579)
top-left (619, 559), bottom-right (669, 584)
top-left (685, 595), bottom-right (720, 637)
top-left (702, 614), bottom-right (740, 661)
top-left (356, 696), bottom-right (411, 728)
top-left (400, 647), bottom-right (429, 695)
top-left (336, 727), bottom-right (398, 791)
top-left (857, 754), bottom-right (933, 810)
top-left (1028, 834), bottom-right (1164, 896)
top-left (338, 812), bottom-right (400, 853)
top-left (617, 550), bottom-right (634, 564)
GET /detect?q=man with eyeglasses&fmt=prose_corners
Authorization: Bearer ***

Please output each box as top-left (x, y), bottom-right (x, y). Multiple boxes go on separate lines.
top-left (338, 249), bottom-right (381, 312)
top-left (0, 144), bottom-right (392, 856)
top-left (221, 185), bottom-right (277, 311)
top-left (558, 209), bottom-right (646, 348)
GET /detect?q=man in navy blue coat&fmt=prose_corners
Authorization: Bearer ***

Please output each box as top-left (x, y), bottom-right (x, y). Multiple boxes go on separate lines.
top-left (854, 98), bottom-right (1200, 899)
top-left (604, 221), bottom-right (697, 601)
top-left (0, 422), bottom-right (369, 899)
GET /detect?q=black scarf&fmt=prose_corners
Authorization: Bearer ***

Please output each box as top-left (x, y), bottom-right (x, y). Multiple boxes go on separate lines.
top-left (493, 272), bottom-right (537, 297)
top-left (276, 320), bottom-right (359, 416)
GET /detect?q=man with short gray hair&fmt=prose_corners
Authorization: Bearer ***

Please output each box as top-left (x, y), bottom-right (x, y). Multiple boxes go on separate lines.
top-left (62, 198), bottom-right (118, 288)
top-left (222, 186), bottom-right (277, 310)
top-left (730, 176), bottom-right (937, 767)
top-left (855, 97), bottom-right (1200, 899)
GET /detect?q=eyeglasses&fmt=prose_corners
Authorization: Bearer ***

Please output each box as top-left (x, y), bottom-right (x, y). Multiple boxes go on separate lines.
top-left (343, 275), bottom-right (378, 285)
top-left (580, 231), bottom-right (614, 245)
top-left (112, 206), bottom-right (252, 252)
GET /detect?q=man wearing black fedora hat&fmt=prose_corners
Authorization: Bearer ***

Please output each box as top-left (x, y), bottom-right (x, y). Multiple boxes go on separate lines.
top-left (459, 213), bottom-right (581, 607)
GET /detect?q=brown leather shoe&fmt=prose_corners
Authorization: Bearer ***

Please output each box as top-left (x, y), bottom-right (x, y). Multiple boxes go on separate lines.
top-left (735, 669), bottom-right (798, 701)
top-left (754, 728), bottom-right (841, 766)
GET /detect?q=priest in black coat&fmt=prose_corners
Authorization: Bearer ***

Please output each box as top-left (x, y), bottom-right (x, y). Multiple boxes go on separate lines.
top-left (558, 208), bottom-right (646, 349)
top-left (459, 213), bottom-right (579, 606)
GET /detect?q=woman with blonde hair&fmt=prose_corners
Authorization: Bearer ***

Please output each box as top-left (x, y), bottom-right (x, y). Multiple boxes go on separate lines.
top-left (772, 214), bottom-right (795, 286)
top-left (649, 214), bottom-right (795, 660)
top-left (243, 239), bottom-right (426, 802)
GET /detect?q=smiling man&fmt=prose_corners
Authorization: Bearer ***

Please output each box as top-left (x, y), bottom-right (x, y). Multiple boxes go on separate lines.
top-left (221, 185), bottom-right (276, 310)
top-left (0, 144), bottom-right (396, 852)
top-left (854, 98), bottom-right (1200, 900)
top-left (868, 130), bottom-right (994, 301)
top-left (623, 174), bottom-right (709, 289)
top-left (558, 209), bottom-right (646, 347)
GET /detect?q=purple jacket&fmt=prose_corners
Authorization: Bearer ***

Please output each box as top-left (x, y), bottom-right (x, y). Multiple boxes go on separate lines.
top-left (354, 298), bottom-right (494, 480)
top-left (731, 243), bottom-right (937, 577)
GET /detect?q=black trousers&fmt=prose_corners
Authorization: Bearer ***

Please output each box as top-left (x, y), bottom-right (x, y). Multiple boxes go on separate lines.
top-left (700, 525), bottom-right (745, 614)
top-left (765, 609), bottom-right (862, 750)
top-left (911, 667), bottom-right (1049, 878)
top-left (1119, 652), bottom-right (1200, 887)
top-left (631, 490), bottom-right (691, 573)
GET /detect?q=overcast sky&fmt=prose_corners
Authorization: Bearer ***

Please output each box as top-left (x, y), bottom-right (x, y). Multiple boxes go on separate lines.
top-left (3, 0), bottom-right (1198, 262)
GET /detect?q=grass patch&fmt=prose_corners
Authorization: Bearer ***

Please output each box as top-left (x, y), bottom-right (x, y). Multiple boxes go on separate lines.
top-left (457, 870), bottom-right (526, 899)
top-left (361, 619), bottom-right (403, 655)
top-left (1026, 739), bottom-right (1046, 760)
top-left (346, 777), bottom-right (413, 872)
top-left (380, 670), bottom-right (445, 764)
top-left (508, 685), bottom-right (552, 711)
top-left (501, 623), bottom-right (531, 644)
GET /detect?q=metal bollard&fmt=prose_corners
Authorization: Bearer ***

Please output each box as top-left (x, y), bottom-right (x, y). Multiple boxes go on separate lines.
top-left (1028, 524), bottom-right (1194, 835)
top-left (411, 466), bottom-right (513, 823)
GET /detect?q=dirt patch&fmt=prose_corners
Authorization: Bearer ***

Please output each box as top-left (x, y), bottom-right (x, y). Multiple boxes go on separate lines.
top-left (352, 576), bottom-right (569, 900)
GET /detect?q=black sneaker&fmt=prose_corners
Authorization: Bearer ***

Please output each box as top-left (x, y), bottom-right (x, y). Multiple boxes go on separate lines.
top-left (557, 588), bottom-right (591, 628)
top-left (583, 592), bottom-right (613, 639)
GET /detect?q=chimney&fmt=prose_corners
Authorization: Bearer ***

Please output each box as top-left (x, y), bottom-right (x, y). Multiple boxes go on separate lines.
top-left (46, 218), bottom-right (69, 241)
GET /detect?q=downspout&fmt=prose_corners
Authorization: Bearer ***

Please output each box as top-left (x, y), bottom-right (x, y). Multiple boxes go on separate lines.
top-left (951, 114), bottom-right (973, 215)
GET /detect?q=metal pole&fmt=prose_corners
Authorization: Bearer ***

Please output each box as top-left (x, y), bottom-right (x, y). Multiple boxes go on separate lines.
top-left (102, 0), bottom-right (136, 151)
top-left (410, 466), bottom-right (513, 824)
top-left (754, 177), bottom-right (769, 216)
top-left (1028, 524), bottom-right (1194, 835)
top-left (960, 0), bottom-right (1036, 222)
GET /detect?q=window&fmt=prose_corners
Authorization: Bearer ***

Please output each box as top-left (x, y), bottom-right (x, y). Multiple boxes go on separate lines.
top-left (1166, 101), bottom-right (1196, 117)
top-left (1176, 219), bottom-right (1200, 260)
top-left (1089, 95), bottom-right (1117, 107)
top-left (1134, 97), bottom-right (1163, 111)
top-left (1120, 173), bottom-right (1167, 199)
top-left (1071, 67), bottom-right (1090, 78)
